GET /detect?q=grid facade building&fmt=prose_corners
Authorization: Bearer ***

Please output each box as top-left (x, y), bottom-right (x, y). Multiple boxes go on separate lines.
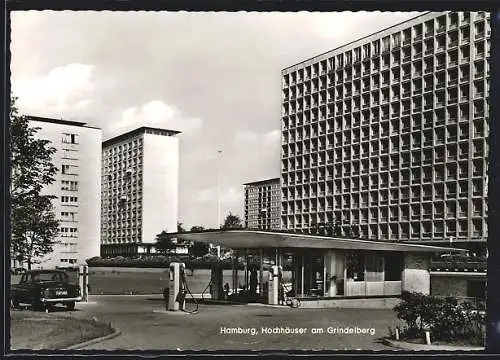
top-left (244, 178), bottom-right (281, 230)
top-left (101, 127), bottom-right (180, 257)
top-left (280, 11), bottom-right (490, 245)
top-left (26, 116), bottom-right (102, 269)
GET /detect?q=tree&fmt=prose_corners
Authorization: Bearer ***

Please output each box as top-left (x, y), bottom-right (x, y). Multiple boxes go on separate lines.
top-left (222, 212), bottom-right (243, 229)
top-left (11, 195), bottom-right (60, 270)
top-left (10, 97), bottom-right (60, 269)
top-left (10, 97), bottom-right (58, 203)
top-left (190, 226), bottom-right (205, 232)
top-left (190, 241), bottom-right (210, 258)
top-left (154, 230), bottom-right (177, 254)
top-left (177, 222), bottom-right (186, 233)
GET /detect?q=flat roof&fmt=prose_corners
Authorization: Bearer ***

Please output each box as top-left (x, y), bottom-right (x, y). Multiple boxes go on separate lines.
top-left (177, 230), bottom-right (467, 253)
top-left (102, 126), bottom-right (181, 147)
top-left (27, 115), bottom-right (101, 129)
top-left (281, 11), bottom-right (435, 72)
top-left (243, 177), bottom-right (280, 186)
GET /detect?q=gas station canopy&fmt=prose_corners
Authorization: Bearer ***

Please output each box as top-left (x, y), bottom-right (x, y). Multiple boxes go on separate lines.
top-left (177, 230), bottom-right (467, 253)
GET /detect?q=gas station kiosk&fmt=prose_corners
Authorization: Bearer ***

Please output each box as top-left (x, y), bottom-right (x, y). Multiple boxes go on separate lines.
top-left (176, 229), bottom-right (467, 307)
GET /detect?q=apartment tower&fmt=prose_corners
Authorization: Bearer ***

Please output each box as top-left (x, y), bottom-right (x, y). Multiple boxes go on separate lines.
top-left (280, 11), bottom-right (490, 251)
top-left (100, 127), bottom-right (180, 257)
top-left (244, 178), bottom-right (281, 230)
top-left (26, 116), bottom-right (102, 268)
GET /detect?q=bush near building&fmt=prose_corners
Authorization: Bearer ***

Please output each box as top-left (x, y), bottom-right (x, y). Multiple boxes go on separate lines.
top-left (392, 291), bottom-right (485, 346)
top-left (86, 255), bottom-right (294, 271)
top-left (86, 255), bottom-right (244, 270)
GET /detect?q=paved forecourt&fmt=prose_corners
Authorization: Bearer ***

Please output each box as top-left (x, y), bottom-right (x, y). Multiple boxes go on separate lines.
top-left (63, 295), bottom-right (402, 350)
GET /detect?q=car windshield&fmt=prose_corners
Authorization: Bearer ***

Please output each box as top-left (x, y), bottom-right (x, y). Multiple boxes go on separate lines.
top-left (31, 272), bottom-right (67, 282)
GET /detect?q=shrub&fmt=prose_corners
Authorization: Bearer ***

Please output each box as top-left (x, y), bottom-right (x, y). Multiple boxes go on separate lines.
top-left (393, 291), bottom-right (485, 346)
top-left (86, 255), bottom-right (246, 269)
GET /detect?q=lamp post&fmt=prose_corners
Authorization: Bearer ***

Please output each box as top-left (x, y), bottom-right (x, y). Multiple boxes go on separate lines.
top-left (217, 150), bottom-right (222, 229)
top-left (216, 150), bottom-right (222, 258)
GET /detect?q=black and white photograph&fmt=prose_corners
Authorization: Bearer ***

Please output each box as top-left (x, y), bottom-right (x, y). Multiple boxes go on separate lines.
top-left (7, 7), bottom-right (491, 352)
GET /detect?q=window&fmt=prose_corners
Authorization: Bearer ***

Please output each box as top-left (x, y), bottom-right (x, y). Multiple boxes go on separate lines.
top-left (61, 165), bottom-right (77, 175)
top-left (366, 255), bottom-right (384, 278)
top-left (61, 180), bottom-right (78, 191)
top-left (62, 133), bottom-right (79, 144)
top-left (382, 36), bottom-right (390, 53)
top-left (392, 33), bottom-right (401, 48)
top-left (354, 48), bottom-right (361, 62)
top-left (345, 51), bottom-right (352, 65)
top-left (346, 253), bottom-right (365, 281)
top-left (363, 44), bottom-right (371, 59)
top-left (61, 196), bottom-right (78, 204)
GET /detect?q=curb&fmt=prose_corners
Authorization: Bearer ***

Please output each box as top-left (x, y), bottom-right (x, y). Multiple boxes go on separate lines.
top-left (64, 327), bottom-right (122, 350)
top-left (246, 303), bottom-right (288, 308)
top-left (383, 338), bottom-right (485, 351)
top-left (89, 294), bottom-right (211, 298)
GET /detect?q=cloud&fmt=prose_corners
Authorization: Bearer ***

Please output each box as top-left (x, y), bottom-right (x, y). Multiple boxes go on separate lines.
top-left (263, 129), bottom-right (281, 145)
top-left (233, 129), bottom-right (281, 146)
top-left (183, 151), bottom-right (219, 163)
top-left (195, 186), bottom-right (243, 205)
top-left (313, 11), bottom-right (423, 40)
top-left (12, 63), bottom-right (95, 116)
top-left (109, 100), bottom-right (203, 136)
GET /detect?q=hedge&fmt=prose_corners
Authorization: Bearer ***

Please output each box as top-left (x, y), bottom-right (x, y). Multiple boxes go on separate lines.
top-left (86, 255), bottom-right (293, 271)
top-left (393, 291), bottom-right (485, 346)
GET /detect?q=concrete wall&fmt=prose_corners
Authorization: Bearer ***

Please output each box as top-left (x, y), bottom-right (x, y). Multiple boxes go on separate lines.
top-left (431, 276), bottom-right (468, 297)
top-left (299, 297), bottom-right (401, 309)
top-left (401, 253), bottom-right (430, 294)
top-left (30, 120), bottom-right (102, 269)
top-left (142, 133), bottom-right (179, 244)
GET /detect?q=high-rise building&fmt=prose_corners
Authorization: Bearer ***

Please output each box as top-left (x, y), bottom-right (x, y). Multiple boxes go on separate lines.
top-left (280, 11), bottom-right (489, 250)
top-left (26, 116), bottom-right (102, 269)
top-left (244, 178), bottom-right (281, 230)
top-left (100, 127), bottom-right (180, 257)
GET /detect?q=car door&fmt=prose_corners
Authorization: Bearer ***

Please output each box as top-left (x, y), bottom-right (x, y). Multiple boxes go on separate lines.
top-left (14, 273), bottom-right (32, 304)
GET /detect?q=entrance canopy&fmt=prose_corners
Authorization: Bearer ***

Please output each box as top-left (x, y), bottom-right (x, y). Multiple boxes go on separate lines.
top-left (177, 230), bottom-right (466, 253)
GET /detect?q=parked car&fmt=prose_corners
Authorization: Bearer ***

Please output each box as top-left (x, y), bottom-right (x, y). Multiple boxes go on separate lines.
top-left (11, 269), bottom-right (81, 311)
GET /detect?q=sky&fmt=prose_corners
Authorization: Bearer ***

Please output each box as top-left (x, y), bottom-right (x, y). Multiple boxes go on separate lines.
top-left (10, 10), bottom-right (423, 230)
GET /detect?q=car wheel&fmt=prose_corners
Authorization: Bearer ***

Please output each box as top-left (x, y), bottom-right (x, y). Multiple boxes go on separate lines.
top-left (66, 302), bottom-right (75, 311)
top-left (34, 301), bottom-right (47, 312)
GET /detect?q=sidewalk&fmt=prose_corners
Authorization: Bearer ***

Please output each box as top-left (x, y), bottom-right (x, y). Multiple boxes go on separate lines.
top-left (383, 339), bottom-right (485, 351)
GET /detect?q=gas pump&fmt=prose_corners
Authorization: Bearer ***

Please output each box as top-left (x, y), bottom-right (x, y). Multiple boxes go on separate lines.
top-left (209, 263), bottom-right (223, 300)
top-left (268, 265), bottom-right (282, 305)
top-left (168, 262), bottom-right (186, 311)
